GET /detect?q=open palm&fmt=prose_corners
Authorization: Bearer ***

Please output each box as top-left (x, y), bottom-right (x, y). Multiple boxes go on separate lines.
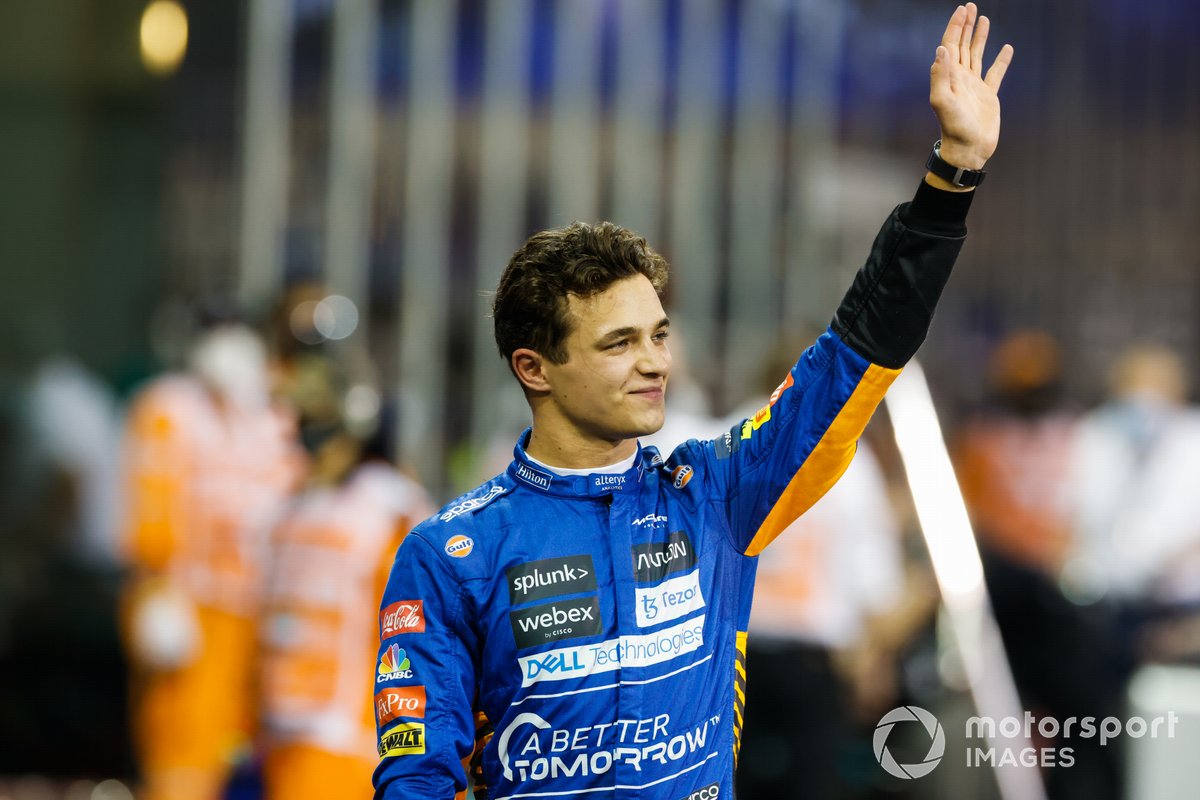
top-left (930, 3), bottom-right (1014, 170)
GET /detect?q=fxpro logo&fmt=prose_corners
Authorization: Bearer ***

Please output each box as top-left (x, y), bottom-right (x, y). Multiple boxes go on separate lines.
top-left (635, 571), bottom-right (705, 627)
top-left (518, 616), bottom-right (705, 687)
top-left (507, 555), bottom-right (596, 604)
top-left (510, 596), bottom-right (602, 649)
top-left (375, 686), bottom-right (426, 727)
top-left (873, 706), bottom-right (945, 779)
top-left (495, 711), bottom-right (720, 783)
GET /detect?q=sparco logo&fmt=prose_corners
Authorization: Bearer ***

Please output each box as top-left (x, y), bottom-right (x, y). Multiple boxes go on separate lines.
top-left (507, 555), bottom-right (596, 603)
top-left (516, 463), bottom-right (552, 490)
top-left (440, 486), bottom-right (505, 521)
top-left (510, 596), bottom-right (602, 649)
top-left (680, 783), bottom-right (720, 800)
top-left (380, 600), bottom-right (425, 638)
top-left (632, 531), bottom-right (696, 583)
top-left (874, 706), bottom-right (945, 779)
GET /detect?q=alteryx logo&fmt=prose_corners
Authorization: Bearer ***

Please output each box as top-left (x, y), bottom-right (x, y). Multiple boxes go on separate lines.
top-left (377, 643), bottom-right (415, 683)
top-left (592, 473), bottom-right (627, 492)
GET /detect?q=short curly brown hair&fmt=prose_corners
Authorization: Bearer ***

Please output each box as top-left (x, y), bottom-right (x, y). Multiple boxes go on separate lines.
top-left (492, 221), bottom-right (670, 367)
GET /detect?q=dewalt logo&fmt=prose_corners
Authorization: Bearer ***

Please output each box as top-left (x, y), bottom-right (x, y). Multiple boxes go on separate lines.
top-left (378, 722), bottom-right (426, 757)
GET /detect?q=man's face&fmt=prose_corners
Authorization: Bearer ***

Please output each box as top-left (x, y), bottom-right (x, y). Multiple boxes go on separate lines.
top-left (541, 274), bottom-right (672, 444)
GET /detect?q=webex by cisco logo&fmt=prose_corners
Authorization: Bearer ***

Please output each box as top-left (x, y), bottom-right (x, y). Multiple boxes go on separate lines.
top-left (509, 596), bottom-right (602, 649)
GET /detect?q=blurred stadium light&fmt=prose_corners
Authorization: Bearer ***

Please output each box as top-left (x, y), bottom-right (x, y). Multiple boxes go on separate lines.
top-left (139, 0), bottom-right (188, 77)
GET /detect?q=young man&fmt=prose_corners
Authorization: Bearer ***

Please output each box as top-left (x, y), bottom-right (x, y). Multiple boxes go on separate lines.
top-left (373, 5), bottom-right (1012, 799)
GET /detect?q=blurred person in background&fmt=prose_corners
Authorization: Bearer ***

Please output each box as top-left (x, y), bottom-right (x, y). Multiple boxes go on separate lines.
top-left (259, 350), bottom-right (432, 800)
top-left (119, 309), bottom-right (305, 800)
top-left (1066, 345), bottom-right (1200, 666)
top-left (954, 330), bottom-right (1121, 800)
top-left (955, 330), bottom-right (1076, 577)
top-left (0, 325), bottom-right (135, 779)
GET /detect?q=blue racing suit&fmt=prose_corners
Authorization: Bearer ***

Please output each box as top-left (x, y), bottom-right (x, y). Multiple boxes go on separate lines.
top-left (373, 181), bottom-right (972, 800)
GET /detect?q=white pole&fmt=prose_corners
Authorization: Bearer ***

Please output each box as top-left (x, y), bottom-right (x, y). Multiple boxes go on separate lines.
top-left (886, 361), bottom-right (1048, 800)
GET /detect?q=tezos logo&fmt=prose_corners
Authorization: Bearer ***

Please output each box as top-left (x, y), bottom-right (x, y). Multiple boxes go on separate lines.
top-left (874, 706), bottom-right (945, 779)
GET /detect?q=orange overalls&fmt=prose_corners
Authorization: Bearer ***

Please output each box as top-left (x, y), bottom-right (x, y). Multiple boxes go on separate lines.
top-left (122, 375), bottom-right (303, 800)
top-left (259, 463), bottom-right (431, 800)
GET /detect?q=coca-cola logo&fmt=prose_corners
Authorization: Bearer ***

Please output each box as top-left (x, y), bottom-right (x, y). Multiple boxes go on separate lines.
top-left (381, 600), bottom-right (426, 638)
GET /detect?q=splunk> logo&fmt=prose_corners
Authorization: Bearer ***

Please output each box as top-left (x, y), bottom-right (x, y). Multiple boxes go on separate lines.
top-left (873, 706), bottom-right (945, 780)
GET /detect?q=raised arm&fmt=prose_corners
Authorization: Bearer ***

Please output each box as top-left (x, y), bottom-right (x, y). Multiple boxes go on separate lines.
top-left (673, 4), bottom-right (1014, 555)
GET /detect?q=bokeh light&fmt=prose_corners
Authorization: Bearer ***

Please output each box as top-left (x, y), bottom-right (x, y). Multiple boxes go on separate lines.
top-left (140, 0), bottom-right (188, 77)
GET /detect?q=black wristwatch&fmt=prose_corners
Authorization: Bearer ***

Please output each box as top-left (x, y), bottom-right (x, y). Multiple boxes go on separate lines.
top-left (925, 139), bottom-right (987, 188)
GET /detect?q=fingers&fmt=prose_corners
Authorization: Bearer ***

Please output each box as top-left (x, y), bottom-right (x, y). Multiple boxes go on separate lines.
top-left (984, 43), bottom-right (1015, 91)
top-left (940, 5), bottom-right (966, 62)
top-left (959, 3), bottom-right (977, 64)
top-left (970, 15), bottom-right (990, 73)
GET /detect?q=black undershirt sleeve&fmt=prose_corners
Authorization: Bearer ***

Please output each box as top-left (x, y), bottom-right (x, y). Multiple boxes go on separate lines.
top-left (829, 180), bottom-right (973, 369)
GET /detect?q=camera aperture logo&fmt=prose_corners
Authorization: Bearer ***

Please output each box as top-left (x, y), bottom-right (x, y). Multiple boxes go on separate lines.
top-left (873, 706), bottom-right (946, 779)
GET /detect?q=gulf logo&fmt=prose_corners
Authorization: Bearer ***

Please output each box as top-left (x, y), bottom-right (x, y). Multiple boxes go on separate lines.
top-left (669, 465), bottom-right (694, 490)
top-left (445, 534), bottom-right (474, 558)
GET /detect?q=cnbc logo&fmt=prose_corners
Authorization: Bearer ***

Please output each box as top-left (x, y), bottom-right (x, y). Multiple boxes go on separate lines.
top-left (377, 643), bottom-right (415, 683)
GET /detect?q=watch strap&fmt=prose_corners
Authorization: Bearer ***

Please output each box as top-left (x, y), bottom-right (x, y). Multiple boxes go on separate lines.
top-left (925, 139), bottom-right (986, 188)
